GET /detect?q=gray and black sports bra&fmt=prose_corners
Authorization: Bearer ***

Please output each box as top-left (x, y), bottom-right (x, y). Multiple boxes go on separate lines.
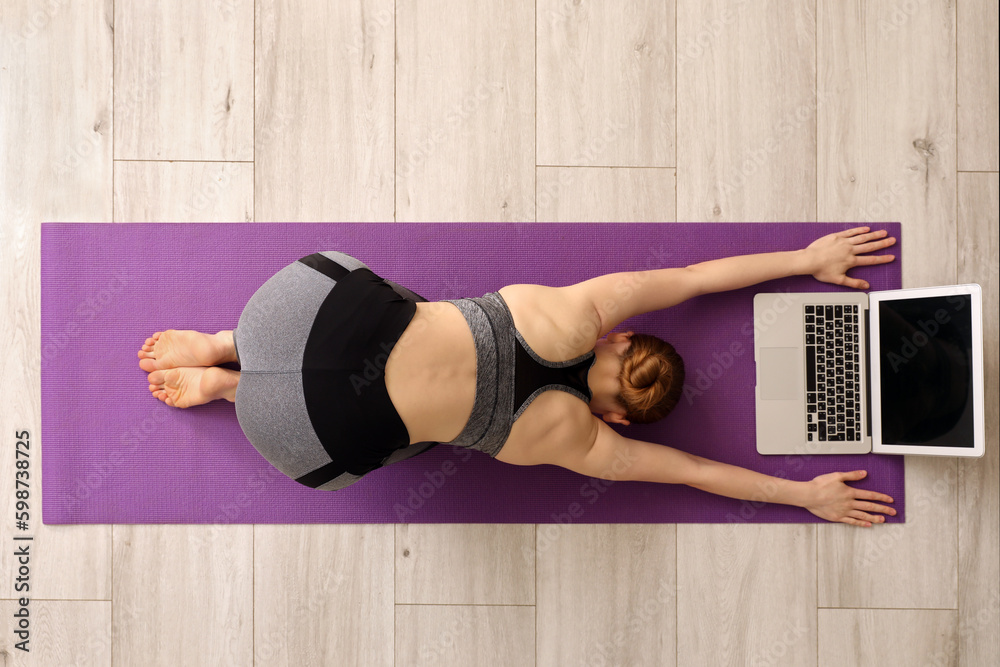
top-left (443, 291), bottom-right (596, 458)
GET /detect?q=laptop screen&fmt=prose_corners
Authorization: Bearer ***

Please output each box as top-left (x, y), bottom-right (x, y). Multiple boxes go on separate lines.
top-left (877, 294), bottom-right (975, 447)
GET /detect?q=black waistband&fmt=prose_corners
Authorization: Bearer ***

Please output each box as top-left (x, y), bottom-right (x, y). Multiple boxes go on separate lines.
top-left (300, 267), bottom-right (417, 476)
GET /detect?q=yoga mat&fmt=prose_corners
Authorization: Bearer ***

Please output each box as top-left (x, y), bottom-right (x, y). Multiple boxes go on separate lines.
top-left (41, 222), bottom-right (904, 524)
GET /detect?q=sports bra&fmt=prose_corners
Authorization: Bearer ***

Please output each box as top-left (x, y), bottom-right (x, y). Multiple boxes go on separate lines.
top-left (511, 328), bottom-right (595, 420)
top-left (443, 291), bottom-right (597, 457)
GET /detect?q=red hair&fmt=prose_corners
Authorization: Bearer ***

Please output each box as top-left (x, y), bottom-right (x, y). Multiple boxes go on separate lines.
top-left (615, 334), bottom-right (685, 424)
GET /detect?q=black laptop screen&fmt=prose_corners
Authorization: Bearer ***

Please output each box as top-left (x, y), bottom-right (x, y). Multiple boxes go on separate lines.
top-left (877, 294), bottom-right (974, 447)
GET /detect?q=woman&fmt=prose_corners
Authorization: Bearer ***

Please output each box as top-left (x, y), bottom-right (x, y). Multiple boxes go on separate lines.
top-left (138, 227), bottom-right (898, 527)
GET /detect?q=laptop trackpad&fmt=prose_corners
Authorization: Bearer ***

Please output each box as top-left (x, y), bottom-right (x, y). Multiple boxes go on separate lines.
top-left (759, 347), bottom-right (799, 400)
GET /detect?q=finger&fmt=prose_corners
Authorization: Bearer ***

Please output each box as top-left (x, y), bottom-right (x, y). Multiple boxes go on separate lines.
top-left (839, 275), bottom-right (870, 290)
top-left (841, 516), bottom-right (872, 527)
top-left (848, 510), bottom-right (884, 524)
top-left (849, 229), bottom-right (887, 244)
top-left (839, 226), bottom-right (870, 238)
top-left (853, 253), bottom-right (895, 266)
top-left (856, 490), bottom-right (894, 504)
top-left (854, 500), bottom-right (896, 516)
top-left (839, 470), bottom-right (867, 481)
top-left (853, 238), bottom-right (896, 254)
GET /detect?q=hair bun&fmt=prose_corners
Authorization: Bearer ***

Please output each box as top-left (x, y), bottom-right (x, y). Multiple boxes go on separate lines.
top-left (626, 354), bottom-right (664, 389)
top-left (616, 334), bottom-right (685, 424)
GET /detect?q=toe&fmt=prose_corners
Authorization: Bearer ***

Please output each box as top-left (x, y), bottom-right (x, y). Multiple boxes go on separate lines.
top-left (139, 358), bottom-right (159, 372)
top-left (148, 370), bottom-right (165, 385)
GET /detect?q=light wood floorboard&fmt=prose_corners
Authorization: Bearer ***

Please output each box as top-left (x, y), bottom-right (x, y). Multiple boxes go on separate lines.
top-left (676, 0), bottom-right (817, 222)
top-left (0, 0), bottom-right (113, 608)
top-left (536, 0), bottom-right (675, 168)
top-left (817, 0), bottom-right (956, 278)
top-left (254, 0), bottom-right (395, 221)
top-left (395, 604), bottom-right (535, 667)
top-left (818, 608), bottom-right (958, 667)
top-left (114, 161), bottom-right (254, 222)
top-left (536, 167), bottom-right (676, 222)
top-left (536, 524), bottom-right (676, 667)
top-left (678, 525), bottom-right (816, 666)
top-left (816, 0), bottom-right (961, 611)
top-left (113, 525), bottom-right (254, 667)
top-left (957, 172), bottom-right (1000, 666)
top-left (957, 0), bottom-right (999, 172)
top-left (113, 0), bottom-right (253, 161)
top-left (394, 0), bottom-right (535, 222)
top-left (0, 600), bottom-right (111, 665)
top-left (255, 525), bottom-right (395, 666)
top-left (0, 0), bottom-right (112, 222)
top-left (395, 524), bottom-right (534, 605)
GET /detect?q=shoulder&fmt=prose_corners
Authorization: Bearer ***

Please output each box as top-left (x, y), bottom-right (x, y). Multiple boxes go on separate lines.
top-left (495, 394), bottom-right (599, 467)
top-left (497, 284), bottom-right (602, 359)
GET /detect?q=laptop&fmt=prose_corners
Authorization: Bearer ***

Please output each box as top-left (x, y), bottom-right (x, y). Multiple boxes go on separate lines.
top-left (753, 284), bottom-right (985, 457)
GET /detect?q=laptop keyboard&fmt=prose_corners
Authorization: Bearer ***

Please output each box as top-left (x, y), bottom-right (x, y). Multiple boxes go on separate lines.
top-left (805, 304), bottom-right (862, 442)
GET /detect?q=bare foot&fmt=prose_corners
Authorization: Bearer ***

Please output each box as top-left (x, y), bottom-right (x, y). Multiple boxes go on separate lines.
top-left (147, 366), bottom-right (240, 408)
top-left (138, 330), bottom-right (236, 372)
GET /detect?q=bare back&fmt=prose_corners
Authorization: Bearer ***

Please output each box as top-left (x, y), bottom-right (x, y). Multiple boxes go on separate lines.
top-left (383, 283), bottom-right (601, 462)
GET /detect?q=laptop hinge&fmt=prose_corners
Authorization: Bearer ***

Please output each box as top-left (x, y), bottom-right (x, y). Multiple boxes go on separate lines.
top-left (864, 307), bottom-right (872, 438)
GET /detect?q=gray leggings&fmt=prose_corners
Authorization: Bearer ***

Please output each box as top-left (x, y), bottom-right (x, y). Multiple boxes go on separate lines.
top-left (233, 251), bottom-right (435, 491)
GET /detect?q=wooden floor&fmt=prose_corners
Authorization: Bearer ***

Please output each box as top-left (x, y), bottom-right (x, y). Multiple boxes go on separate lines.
top-left (1, 1), bottom-right (997, 664)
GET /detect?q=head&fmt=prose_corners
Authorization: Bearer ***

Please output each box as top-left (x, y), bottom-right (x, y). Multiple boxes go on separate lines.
top-left (589, 331), bottom-right (685, 426)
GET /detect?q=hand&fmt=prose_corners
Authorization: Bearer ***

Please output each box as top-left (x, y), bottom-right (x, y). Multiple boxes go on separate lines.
top-left (803, 227), bottom-right (896, 290)
top-left (802, 470), bottom-right (896, 527)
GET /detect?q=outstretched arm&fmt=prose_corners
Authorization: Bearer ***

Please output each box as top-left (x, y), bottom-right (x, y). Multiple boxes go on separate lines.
top-left (562, 226), bottom-right (896, 338)
top-left (551, 417), bottom-right (896, 527)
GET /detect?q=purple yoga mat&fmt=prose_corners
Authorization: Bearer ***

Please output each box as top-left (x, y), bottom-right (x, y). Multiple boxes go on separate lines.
top-left (41, 222), bottom-right (903, 524)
